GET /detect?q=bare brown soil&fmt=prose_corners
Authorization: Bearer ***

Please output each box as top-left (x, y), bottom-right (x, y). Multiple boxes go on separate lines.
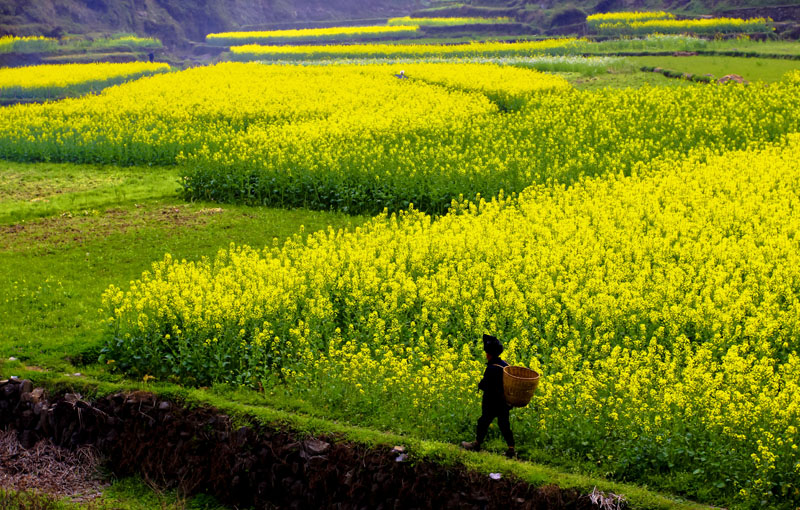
top-left (0, 172), bottom-right (119, 202)
top-left (0, 430), bottom-right (105, 502)
top-left (0, 379), bottom-right (605, 510)
top-left (0, 204), bottom-right (219, 251)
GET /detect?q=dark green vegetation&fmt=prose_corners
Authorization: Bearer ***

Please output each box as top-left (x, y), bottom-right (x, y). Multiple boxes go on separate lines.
top-left (0, 34), bottom-right (161, 54)
top-left (421, 0), bottom-right (800, 18)
top-left (572, 36), bottom-right (800, 55)
top-left (0, 34), bottom-right (163, 70)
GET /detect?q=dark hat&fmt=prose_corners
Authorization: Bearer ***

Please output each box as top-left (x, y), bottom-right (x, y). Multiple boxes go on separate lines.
top-left (482, 334), bottom-right (503, 356)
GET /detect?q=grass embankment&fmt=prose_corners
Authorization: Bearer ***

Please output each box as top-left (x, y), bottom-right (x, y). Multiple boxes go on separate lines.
top-left (0, 159), bottom-right (709, 510)
top-left (0, 365), bottom-right (713, 510)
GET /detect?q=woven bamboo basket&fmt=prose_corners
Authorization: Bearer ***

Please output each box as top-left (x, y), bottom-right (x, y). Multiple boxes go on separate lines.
top-left (503, 366), bottom-right (540, 408)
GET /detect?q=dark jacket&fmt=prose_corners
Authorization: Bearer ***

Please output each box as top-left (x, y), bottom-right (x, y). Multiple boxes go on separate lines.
top-left (478, 357), bottom-right (509, 411)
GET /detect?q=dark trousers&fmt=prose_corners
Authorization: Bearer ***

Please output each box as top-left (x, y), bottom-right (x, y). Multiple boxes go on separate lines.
top-left (476, 405), bottom-right (514, 447)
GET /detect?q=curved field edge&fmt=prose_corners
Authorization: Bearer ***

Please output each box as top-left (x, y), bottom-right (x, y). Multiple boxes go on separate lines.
top-left (0, 367), bottom-right (711, 510)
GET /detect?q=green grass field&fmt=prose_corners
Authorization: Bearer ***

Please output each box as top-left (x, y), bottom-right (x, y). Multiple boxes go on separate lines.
top-left (586, 37), bottom-right (800, 56)
top-left (626, 55), bottom-right (800, 82)
top-left (0, 161), bottom-right (364, 370)
top-left (564, 67), bottom-right (692, 89)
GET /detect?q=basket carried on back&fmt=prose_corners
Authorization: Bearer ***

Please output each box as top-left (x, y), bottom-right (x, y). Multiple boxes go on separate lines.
top-left (503, 366), bottom-right (540, 408)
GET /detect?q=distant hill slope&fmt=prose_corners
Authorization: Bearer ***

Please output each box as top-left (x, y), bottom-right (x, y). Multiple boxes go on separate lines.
top-left (0, 0), bottom-right (421, 47)
top-left (453, 0), bottom-right (800, 13)
top-left (415, 0), bottom-right (800, 36)
top-left (528, 0), bottom-right (797, 10)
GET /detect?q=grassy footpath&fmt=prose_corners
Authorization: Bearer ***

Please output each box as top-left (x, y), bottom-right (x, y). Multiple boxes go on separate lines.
top-left (0, 364), bottom-right (714, 510)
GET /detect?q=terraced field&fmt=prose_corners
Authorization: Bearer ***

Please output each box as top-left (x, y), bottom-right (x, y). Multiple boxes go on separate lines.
top-left (2, 29), bottom-right (800, 510)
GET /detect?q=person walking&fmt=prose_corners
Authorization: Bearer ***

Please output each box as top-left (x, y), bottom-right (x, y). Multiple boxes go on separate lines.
top-left (461, 334), bottom-right (516, 458)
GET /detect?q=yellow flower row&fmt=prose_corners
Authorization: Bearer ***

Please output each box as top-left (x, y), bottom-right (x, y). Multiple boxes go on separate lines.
top-left (102, 137), bottom-right (800, 506)
top-left (0, 62), bottom-right (170, 90)
top-left (0, 62), bottom-right (171, 99)
top-left (229, 38), bottom-right (582, 60)
top-left (387, 16), bottom-right (513, 26)
top-left (394, 62), bottom-right (570, 109)
top-left (586, 11), bottom-right (675, 23)
top-left (0, 35), bottom-right (58, 53)
top-left (206, 25), bottom-right (419, 46)
top-left (595, 16), bottom-right (772, 35)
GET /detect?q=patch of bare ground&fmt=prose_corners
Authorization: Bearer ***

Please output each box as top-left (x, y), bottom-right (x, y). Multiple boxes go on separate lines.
top-left (0, 173), bottom-right (119, 203)
top-left (0, 430), bottom-right (106, 502)
top-left (0, 204), bottom-right (223, 251)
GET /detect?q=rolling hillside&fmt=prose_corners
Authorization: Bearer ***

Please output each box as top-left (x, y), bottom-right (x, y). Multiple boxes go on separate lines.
top-left (0, 0), bottom-right (421, 47)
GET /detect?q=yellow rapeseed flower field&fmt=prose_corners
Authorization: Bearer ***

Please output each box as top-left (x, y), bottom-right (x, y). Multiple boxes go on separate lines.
top-left (387, 16), bottom-right (513, 26)
top-left (1, 62), bottom-right (798, 214)
top-left (0, 62), bottom-right (171, 99)
top-left (594, 16), bottom-right (771, 35)
top-left (206, 25), bottom-right (419, 46)
top-left (103, 137), bottom-right (800, 508)
top-left (389, 62), bottom-right (571, 109)
top-left (586, 11), bottom-right (675, 24)
top-left (229, 38), bottom-right (582, 61)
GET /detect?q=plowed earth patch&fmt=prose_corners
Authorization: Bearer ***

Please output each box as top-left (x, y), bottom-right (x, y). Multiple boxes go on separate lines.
top-left (0, 204), bottom-right (219, 251)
